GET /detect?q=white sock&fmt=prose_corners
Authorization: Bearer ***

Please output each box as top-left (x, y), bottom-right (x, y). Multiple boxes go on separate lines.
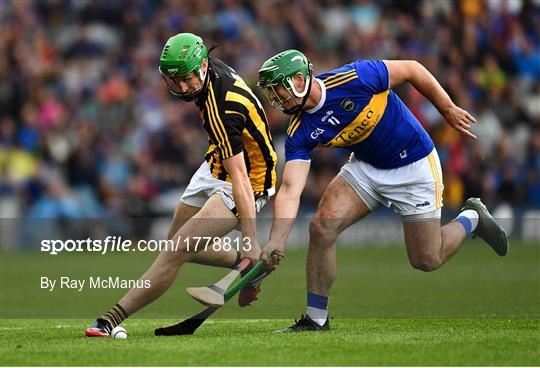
top-left (458, 209), bottom-right (479, 231)
top-left (306, 306), bottom-right (328, 326)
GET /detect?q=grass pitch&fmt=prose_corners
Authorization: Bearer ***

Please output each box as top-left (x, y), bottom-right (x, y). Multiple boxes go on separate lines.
top-left (2, 318), bottom-right (538, 366)
top-left (1, 241), bottom-right (539, 365)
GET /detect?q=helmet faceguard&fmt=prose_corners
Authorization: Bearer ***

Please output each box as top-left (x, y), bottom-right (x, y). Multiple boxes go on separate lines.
top-left (159, 33), bottom-right (209, 102)
top-left (159, 64), bottom-right (208, 102)
top-left (257, 50), bottom-right (313, 115)
top-left (260, 77), bottom-right (313, 115)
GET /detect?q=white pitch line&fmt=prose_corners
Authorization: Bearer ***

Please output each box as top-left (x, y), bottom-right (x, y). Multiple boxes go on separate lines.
top-left (0, 319), bottom-right (288, 330)
top-left (205, 319), bottom-right (286, 324)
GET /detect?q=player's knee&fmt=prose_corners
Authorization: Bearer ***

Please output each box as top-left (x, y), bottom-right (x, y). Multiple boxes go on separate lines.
top-left (162, 250), bottom-right (186, 269)
top-left (309, 218), bottom-right (337, 243)
top-left (410, 255), bottom-right (441, 272)
top-left (159, 238), bottom-right (191, 266)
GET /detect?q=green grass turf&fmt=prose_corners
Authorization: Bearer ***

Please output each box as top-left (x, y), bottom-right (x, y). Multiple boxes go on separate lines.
top-left (1, 241), bottom-right (539, 365)
top-left (1, 318), bottom-right (538, 366)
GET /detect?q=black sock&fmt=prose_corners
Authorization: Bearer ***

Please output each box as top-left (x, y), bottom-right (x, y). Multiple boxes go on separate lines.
top-left (98, 303), bottom-right (128, 333)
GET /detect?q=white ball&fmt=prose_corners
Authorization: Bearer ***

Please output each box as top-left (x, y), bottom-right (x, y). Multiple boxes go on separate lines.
top-left (111, 326), bottom-right (128, 339)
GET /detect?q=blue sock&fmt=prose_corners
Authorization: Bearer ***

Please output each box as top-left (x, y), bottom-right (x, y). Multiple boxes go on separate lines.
top-left (453, 209), bottom-right (479, 236)
top-left (306, 292), bottom-right (328, 326)
top-left (455, 216), bottom-right (472, 234)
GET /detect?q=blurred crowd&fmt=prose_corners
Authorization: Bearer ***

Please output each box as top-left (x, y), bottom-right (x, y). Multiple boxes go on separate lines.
top-left (1, 0), bottom-right (539, 220)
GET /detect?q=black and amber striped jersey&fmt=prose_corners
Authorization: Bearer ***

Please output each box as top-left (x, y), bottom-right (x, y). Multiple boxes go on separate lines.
top-left (195, 58), bottom-right (277, 195)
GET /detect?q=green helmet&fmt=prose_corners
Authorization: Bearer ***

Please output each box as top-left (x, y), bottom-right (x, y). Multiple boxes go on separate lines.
top-left (257, 50), bottom-right (313, 114)
top-left (159, 33), bottom-right (208, 101)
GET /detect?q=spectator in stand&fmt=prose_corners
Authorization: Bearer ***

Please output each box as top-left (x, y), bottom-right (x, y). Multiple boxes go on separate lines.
top-left (0, 0), bottom-right (538, 221)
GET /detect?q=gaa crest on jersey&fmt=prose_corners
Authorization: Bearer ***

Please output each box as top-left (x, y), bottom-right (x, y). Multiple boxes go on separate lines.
top-left (341, 98), bottom-right (354, 111)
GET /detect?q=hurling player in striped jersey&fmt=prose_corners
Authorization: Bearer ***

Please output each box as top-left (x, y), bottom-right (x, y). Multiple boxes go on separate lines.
top-left (85, 33), bottom-right (277, 337)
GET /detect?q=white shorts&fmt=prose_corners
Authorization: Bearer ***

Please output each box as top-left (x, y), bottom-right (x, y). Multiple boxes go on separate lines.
top-left (338, 149), bottom-right (444, 221)
top-left (181, 162), bottom-right (273, 214)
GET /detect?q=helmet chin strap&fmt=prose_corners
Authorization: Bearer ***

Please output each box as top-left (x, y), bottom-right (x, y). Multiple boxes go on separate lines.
top-left (198, 65), bottom-right (207, 82)
top-left (283, 76), bottom-right (313, 115)
top-left (287, 76), bottom-right (311, 98)
top-left (189, 60), bottom-right (210, 102)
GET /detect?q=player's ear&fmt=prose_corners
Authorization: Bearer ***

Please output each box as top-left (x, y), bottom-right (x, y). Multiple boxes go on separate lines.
top-left (292, 72), bottom-right (305, 90)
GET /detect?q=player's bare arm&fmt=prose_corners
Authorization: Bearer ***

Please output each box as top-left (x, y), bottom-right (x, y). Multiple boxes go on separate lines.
top-left (257, 50), bottom-right (509, 333)
top-left (223, 152), bottom-right (261, 264)
top-left (261, 160), bottom-right (310, 267)
top-left (383, 60), bottom-right (477, 140)
top-left (84, 33), bottom-right (278, 337)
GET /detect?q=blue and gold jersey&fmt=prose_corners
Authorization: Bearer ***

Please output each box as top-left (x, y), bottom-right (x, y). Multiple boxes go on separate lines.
top-left (285, 60), bottom-right (434, 169)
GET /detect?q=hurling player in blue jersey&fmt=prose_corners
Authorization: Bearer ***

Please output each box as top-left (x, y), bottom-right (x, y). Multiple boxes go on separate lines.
top-left (256, 50), bottom-right (509, 332)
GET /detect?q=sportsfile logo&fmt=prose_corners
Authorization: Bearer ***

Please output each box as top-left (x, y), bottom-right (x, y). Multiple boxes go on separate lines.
top-left (40, 235), bottom-right (252, 255)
